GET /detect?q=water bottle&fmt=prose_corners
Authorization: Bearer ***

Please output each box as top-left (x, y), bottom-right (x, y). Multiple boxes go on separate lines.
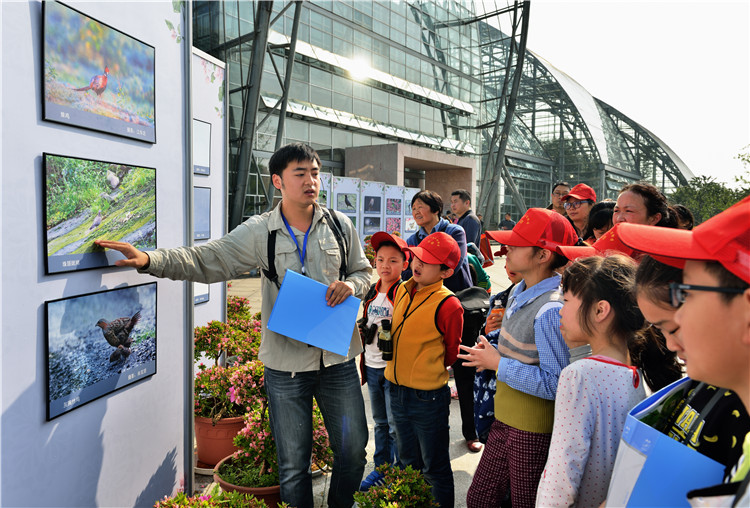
top-left (378, 319), bottom-right (393, 361)
top-left (487, 300), bottom-right (505, 333)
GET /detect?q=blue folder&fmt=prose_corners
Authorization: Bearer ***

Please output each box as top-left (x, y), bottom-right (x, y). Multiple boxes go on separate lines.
top-left (267, 270), bottom-right (361, 356)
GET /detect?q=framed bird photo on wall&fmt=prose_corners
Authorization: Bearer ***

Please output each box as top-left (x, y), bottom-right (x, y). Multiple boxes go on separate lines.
top-left (43, 153), bottom-right (157, 274)
top-left (42, 1), bottom-right (156, 143)
top-left (45, 282), bottom-right (157, 420)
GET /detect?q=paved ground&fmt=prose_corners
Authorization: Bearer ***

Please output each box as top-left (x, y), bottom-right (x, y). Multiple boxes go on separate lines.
top-left (198, 254), bottom-right (512, 507)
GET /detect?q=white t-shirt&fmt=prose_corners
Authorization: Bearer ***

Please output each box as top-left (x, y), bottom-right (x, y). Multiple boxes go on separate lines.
top-left (364, 291), bottom-right (394, 369)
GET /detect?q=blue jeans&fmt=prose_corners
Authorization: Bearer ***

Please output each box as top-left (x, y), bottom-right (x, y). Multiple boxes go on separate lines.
top-left (364, 366), bottom-right (398, 467)
top-left (389, 383), bottom-right (454, 508)
top-left (264, 359), bottom-right (368, 508)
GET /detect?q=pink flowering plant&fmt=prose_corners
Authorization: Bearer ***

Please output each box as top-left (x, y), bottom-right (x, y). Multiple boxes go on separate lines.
top-left (194, 364), bottom-right (246, 424)
top-left (194, 296), bottom-right (262, 365)
top-left (353, 464), bottom-right (437, 508)
top-left (153, 488), bottom-right (267, 507)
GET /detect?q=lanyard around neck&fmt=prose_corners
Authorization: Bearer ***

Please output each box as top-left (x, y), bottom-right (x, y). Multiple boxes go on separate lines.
top-left (280, 212), bottom-right (312, 274)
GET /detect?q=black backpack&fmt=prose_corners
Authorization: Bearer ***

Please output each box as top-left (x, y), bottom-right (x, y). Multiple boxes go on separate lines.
top-left (454, 286), bottom-right (491, 348)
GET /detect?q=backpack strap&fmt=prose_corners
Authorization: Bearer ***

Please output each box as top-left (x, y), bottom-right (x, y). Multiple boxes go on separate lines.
top-left (262, 229), bottom-right (281, 289)
top-left (263, 207), bottom-right (349, 289)
top-left (320, 207), bottom-right (348, 282)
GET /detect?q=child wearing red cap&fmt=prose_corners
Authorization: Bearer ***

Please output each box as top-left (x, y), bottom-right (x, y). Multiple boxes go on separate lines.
top-left (384, 231), bottom-right (464, 508)
top-left (357, 232), bottom-right (409, 491)
top-left (459, 208), bottom-right (578, 508)
top-left (617, 196), bottom-right (750, 505)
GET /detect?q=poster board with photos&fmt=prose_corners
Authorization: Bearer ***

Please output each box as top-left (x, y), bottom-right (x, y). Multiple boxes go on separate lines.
top-left (360, 181), bottom-right (384, 242)
top-left (45, 282), bottom-right (157, 420)
top-left (43, 152), bottom-right (156, 274)
top-left (194, 282), bottom-right (210, 305)
top-left (384, 184), bottom-right (404, 237)
top-left (318, 171), bottom-right (332, 208)
top-left (332, 176), bottom-right (361, 237)
top-left (42, 1), bottom-right (156, 143)
top-left (403, 187), bottom-right (421, 236)
top-left (193, 187), bottom-right (211, 240)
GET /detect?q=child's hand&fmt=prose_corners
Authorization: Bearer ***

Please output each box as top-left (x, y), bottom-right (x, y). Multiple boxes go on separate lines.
top-left (458, 336), bottom-right (500, 372)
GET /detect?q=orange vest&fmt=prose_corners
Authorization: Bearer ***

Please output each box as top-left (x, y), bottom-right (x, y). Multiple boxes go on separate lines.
top-left (384, 278), bottom-right (454, 390)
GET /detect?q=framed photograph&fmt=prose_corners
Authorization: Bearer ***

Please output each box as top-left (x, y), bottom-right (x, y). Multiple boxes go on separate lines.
top-left (193, 119), bottom-right (211, 175)
top-left (346, 215), bottom-right (357, 228)
top-left (336, 193), bottom-right (357, 213)
top-left (386, 198), bottom-right (402, 216)
top-left (194, 186), bottom-right (211, 240)
top-left (44, 153), bottom-right (156, 274)
top-left (363, 196), bottom-right (381, 213)
top-left (386, 217), bottom-right (401, 234)
top-left (194, 282), bottom-right (210, 305)
top-left (45, 282), bottom-right (157, 420)
top-left (43, 1), bottom-right (156, 143)
top-left (405, 217), bottom-right (418, 233)
top-left (363, 217), bottom-right (380, 235)
top-left (318, 189), bottom-right (328, 206)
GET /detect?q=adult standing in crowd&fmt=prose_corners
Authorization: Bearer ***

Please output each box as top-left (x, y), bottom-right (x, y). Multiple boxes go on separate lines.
top-left (406, 190), bottom-right (479, 452)
top-left (547, 181), bottom-right (571, 216)
top-left (451, 189), bottom-right (482, 247)
top-left (499, 212), bottom-right (516, 230)
top-left (97, 143), bottom-right (372, 508)
top-left (562, 183), bottom-right (596, 238)
top-left (614, 182), bottom-right (676, 228)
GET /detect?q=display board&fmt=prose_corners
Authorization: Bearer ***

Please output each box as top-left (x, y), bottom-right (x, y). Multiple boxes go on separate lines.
top-left (2, 1), bottom-right (189, 505)
top-left (318, 171), bottom-right (332, 208)
top-left (191, 47), bottom-right (227, 329)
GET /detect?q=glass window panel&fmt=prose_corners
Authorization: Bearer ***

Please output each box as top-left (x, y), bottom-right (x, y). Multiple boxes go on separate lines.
top-left (310, 11), bottom-right (332, 32)
top-left (332, 75), bottom-right (352, 96)
top-left (405, 67), bottom-right (420, 84)
top-left (333, 23), bottom-right (352, 40)
top-left (373, 2), bottom-right (389, 22)
top-left (310, 68), bottom-right (331, 89)
top-left (352, 10), bottom-right (373, 30)
top-left (332, 93), bottom-right (352, 113)
top-left (352, 82), bottom-right (371, 100)
top-left (353, 30), bottom-right (372, 51)
top-left (286, 118), bottom-right (309, 140)
top-left (333, 1), bottom-right (352, 19)
top-left (390, 110), bottom-right (405, 127)
top-left (332, 37), bottom-right (352, 58)
top-left (310, 27), bottom-right (332, 51)
top-left (311, 85), bottom-right (332, 108)
top-left (310, 124), bottom-right (332, 148)
top-left (389, 27), bottom-right (406, 45)
top-left (372, 54), bottom-right (389, 72)
top-left (290, 80), bottom-right (309, 101)
top-left (354, 1), bottom-right (372, 16)
top-left (292, 63), bottom-right (309, 81)
top-left (372, 89), bottom-right (388, 106)
top-left (332, 128), bottom-right (353, 148)
top-left (391, 62), bottom-right (405, 79)
top-left (353, 98), bottom-right (371, 117)
top-left (353, 133), bottom-right (372, 146)
top-left (390, 12), bottom-right (406, 32)
top-left (372, 105), bottom-right (388, 123)
top-left (389, 94), bottom-right (405, 111)
top-left (406, 35), bottom-right (420, 52)
top-left (297, 23), bottom-right (309, 42)
top-left (261, 71), bottom-right (282, 96)
top-left (373, 20), bottom-right (389, 37)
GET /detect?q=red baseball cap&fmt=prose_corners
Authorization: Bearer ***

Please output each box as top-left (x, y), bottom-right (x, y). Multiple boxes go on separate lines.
top-left (370, 231), bottom-right (408, 252)
top-left (405, 232), bottom-right (461, 270)
top-left (562, 183), bottom-right (597, 203)
top-left (558, 223), bottom-right (637, 261)
top-left (617, 196), bottom-right (750, 283)
top-left (485, 208), bottom-right (578, 254)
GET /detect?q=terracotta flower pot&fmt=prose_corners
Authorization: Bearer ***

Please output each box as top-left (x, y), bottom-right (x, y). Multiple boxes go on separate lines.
top-left (194, 415), bottom-right (244, 467)
top-left (214, 455), bottom-right (282, 507)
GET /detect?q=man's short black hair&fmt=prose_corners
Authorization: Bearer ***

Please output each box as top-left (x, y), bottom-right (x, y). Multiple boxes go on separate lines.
top-left (411, 190), bottom-right (443, 215)
top-left (552, 181), bottom-right (571, 193)
top-left (269, 142), bottom-right (321, 177)
top-left (451, 189), bottom-right (471, 203)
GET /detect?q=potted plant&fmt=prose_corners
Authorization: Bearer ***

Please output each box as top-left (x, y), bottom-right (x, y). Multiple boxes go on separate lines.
top-left (153, 484), bottom-right (268, 507)
top-left (353, 465), bottom-right (438, 508)
top-left (213, 361), bottom-right (333, 506)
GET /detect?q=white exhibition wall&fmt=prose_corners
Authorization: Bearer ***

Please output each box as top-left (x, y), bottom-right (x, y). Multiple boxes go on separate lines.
top-left (2, 1), bottom-right (190, 505)
top-left (191, 48), bottom-right (227, 328)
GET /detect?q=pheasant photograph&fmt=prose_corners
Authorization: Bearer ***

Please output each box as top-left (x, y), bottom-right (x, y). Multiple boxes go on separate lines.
top-left (42, 1), bottom-right (155, 142)
top-left (73, 66), bottom-right (109, 96)
top-left (96, 310), bottom-right (141, 362)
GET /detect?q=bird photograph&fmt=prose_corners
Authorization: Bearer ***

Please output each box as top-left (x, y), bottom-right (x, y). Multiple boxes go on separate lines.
top-left (73, 66), bottom-right (109, 97)
top-left (364, 196), bottom-right (381, 213)
top-left (45, 283), bottom-right (156, 414)
top-left (338, 193), bottom-right (356, 212)
top-left (44, 154), bottom-right (156, 274)
top-left (96, 310), bottom-right (141, 362)
top-left (42, 1), bottom-right (155, 140)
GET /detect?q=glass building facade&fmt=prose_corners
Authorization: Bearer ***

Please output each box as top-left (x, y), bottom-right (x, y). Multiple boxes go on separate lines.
top-left (194, 0), bottom-right (693, 221)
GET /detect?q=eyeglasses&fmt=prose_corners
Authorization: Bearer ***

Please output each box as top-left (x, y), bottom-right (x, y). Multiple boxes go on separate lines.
top-left (563, 200), bottom-right (591, 211)
top-left (668, 282), bottom-right (745, 308)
